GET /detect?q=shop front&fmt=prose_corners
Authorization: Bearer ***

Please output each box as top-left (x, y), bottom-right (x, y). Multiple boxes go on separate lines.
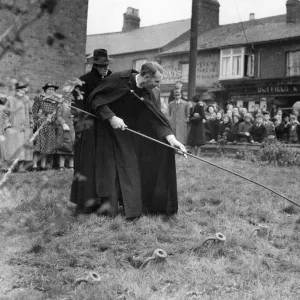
top-left (220, 78), bottom-right (300, 115)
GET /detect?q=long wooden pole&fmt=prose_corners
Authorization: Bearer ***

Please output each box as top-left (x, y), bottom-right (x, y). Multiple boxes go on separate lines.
top-left (187, 0), bottom-right (199, 100)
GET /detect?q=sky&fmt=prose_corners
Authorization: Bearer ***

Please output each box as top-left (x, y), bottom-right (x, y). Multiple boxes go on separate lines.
top-left (87, 0), bottom-right (286, 35)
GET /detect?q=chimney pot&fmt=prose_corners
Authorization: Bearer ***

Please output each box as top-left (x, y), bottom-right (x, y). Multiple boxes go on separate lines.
top-left (122, 7), bottom-right (140, 32)
top-left (249, 13), bottom-right (255, 20)
top-left (286, 0), bottom-right (300, 23)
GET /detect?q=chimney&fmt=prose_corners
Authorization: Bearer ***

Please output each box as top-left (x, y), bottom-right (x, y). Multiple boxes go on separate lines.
top-left (286, 0), bottom-right (300, 23)
top-left (197, 0), bottom-right (220, 33)
top-left (249, 13), bottom-right (255, 20)
top-left (122, 7), bottom-right (140, 32)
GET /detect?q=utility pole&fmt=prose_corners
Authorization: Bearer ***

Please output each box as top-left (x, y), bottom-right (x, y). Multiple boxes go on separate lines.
top-left (188, 0), bottom-right (199, 100)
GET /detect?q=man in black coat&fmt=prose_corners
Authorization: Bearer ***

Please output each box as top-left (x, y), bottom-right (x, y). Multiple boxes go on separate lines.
top-left (72, 49), bottom-right (112, 175)
top-left (73, 49), bottom-right (112, 135)
top-left (70, 62), bottom-right (186, 219)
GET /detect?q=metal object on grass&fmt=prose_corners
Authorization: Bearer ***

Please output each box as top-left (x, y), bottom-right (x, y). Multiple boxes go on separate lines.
top-left (202, 232), bottom-right (227, 246)
top-left (74, 271), bottom-right (101, 285)
top-left (140, 248), bottom-right (167, 269)
top-left (251, 224), bottom-right (270, 239)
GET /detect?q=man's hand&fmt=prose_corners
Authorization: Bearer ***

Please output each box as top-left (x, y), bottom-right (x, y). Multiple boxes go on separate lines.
top-left (109, 116), bottom-right (127, 130)
top-left (245, 132), bottom-right (250, 136)
top-left (166, 134), bottom-right (187, 157)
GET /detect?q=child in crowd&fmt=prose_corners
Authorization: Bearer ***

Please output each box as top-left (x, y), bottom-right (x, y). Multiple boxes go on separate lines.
top-left (287, 114), bottom-right (300, 144)
top-left (237, 113), bottom-right (253, 143)
top-left (249, 114), bottom-right (267, 143)
top-left (263, 111), bottom-right (275, 138)
top-left (205, 112), bottom-right (219, 142)
top-left (274, 115), bottom-right (286, 142)
top-left (227, 114), bottom-right (240, 143)
top-left (218, 114), bottom-right (232, 141)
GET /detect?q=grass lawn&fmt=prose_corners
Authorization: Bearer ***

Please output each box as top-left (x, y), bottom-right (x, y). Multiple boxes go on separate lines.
top-left (0, 156), bottom-right (300, 300)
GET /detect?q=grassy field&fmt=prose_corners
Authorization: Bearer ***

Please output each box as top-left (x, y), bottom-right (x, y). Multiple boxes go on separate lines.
top-left (0, 156), bottom-right (300, 300)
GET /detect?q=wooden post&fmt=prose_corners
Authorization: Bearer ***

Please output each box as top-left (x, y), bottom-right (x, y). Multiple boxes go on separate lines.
top-left (188, 0), bottom-right (199, 100)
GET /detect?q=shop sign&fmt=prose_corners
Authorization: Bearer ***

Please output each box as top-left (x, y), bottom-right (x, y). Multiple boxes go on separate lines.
top-left (257, 85), bottom-right (298, 94)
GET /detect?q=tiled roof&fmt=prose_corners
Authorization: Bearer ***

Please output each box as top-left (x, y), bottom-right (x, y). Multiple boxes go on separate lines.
top-left (86, 19), bottom-right (191, 56)
top-left (160, 15), bottom-right (300, 55)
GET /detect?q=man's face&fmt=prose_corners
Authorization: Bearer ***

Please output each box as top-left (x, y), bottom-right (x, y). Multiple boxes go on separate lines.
top-left (263, 114), bottom-right (270, 122)
top-left (143, 71), bottom-right (163, 90)
top-left (173, 90), bottom-right (181, 101)
top-left (95, 64), bottom-right (109, 76)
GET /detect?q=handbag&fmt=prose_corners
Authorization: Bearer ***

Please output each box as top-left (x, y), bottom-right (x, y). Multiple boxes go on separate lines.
top-left (57, 130), bottom-right (73, 153)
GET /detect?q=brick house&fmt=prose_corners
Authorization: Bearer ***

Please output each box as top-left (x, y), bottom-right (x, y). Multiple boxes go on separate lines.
top-left (0, 0), bottom-right (88, 95)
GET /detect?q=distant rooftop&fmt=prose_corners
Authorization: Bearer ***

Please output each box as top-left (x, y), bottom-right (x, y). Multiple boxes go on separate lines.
top-left (160, 14), bottom-right (300, 55)
top-left (86, 19), bottom-right (191, 56)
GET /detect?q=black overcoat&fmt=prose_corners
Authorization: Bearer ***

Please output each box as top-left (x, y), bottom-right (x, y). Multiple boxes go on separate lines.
top-left (187, 103), bottom-right (206, 146)
top-left (70, 70), bottom-right (178, 218)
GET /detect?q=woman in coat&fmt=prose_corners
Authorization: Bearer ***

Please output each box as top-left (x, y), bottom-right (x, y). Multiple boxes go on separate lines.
top-left (32, 83), bottom-right (60, 170)
top-left (56, 101), bottom-right (75, 170)
top-left (187, 95), bottom-right (206, 156)
top-left (3, 82), bottom-right (33, 171)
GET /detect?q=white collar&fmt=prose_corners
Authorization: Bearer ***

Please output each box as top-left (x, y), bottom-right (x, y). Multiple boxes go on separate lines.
top-left (135, 74), bottom-right (142, 89)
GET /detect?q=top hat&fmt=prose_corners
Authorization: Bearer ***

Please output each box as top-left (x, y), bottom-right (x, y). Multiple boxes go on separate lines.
top-left (15, 81), bottom-right (28, 89)
top-left (42, 82), bottom-right (59, 91)
top-left (92, 49), bottom-right (111, 65)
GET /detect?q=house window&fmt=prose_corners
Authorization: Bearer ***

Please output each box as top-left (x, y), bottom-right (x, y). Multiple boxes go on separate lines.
top-left (220, 48), bottom-right (255, 79)
top-left (180, 63), bottom-right (189, 83)
top-left (133, 59), bottom-right (147, 71)
top-left (287, 51), bottom-right (300, 76)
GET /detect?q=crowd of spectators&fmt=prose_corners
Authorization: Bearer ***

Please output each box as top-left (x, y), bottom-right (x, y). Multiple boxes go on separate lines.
top-left (166, 81), bottom-right (300, 156)
top-left (0, 81), bottom-right (75, 172)
top-left (203, 101), bottom-right (300, 145)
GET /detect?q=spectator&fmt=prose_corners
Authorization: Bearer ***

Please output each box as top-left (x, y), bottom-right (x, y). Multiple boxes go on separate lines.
top-left (225, 101), bottom-right (233, 113)
top-left (187, 96), bottom-right (206, 156)
top-left (218, 114), bottom-right (232, 141)
top-left (168, 81), bottom-right (184, 103)
top-left (239, 107), bottom-right (248, 122)
top-left (263, 111), bottom-right (275, 138)
top-left (274, 115), bottom-right (286, 142)
top-left (227, 114), bottom-right (241, 143)
top-left (249, 114), bottom-right (267, 143)
top-left (292, 109), bottom-right (300, 123)
top-left (237, 113), bottom-right (253, 143)
top-left (205, 112), bottom-right (216, 142)
top-left (56, 101), bottom-right (75, 170)
top-left (276, 108), bottom-right (283, 118)
top-left (32, 83), bottom-right (60, 171)
top-left (232, 107), bottom-right (239, 116)
top-left (206, 105), bottom-right (216, 119)
top-left (226, 109), bottom-right (233, 122)
top-left (287, 114), bottom-right (300, 144)
top-left (168, 89), bottom-right (189, 144)
top-left (2, 82), bottom-right (33, 172)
